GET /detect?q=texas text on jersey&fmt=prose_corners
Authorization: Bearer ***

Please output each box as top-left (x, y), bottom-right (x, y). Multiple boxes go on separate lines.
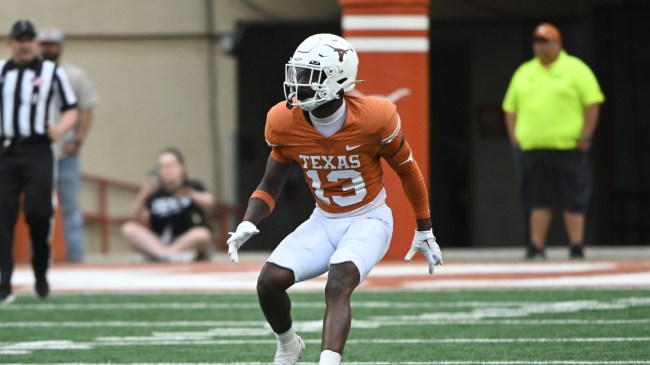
top-left (265, 94), bottom-right (429, 218)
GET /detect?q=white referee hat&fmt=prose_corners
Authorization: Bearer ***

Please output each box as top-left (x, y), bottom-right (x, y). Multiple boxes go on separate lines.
top-left (38, 27), bottom-right (65, 43)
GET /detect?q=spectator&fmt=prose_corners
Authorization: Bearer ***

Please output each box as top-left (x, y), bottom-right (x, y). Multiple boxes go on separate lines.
top-left (121, 148), bottom-right (215, 263)
top-left (39, 27), bottom-right (100, 263)
top-left (502, 23), bottom-right (605, 259)
top-left (0, 19), bottom-right (78, 303)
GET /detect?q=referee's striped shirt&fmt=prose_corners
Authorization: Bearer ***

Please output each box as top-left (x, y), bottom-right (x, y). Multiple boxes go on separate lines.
top-left (0, 58), bottom-right (77, 140)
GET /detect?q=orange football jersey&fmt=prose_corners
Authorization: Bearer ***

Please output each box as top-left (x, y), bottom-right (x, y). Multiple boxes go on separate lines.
top-left (265, 94), bottom-right (428, 217)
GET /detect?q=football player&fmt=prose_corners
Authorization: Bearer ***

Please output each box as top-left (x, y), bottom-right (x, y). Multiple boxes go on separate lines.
top-left (227, 33), bottom-right (442, 365)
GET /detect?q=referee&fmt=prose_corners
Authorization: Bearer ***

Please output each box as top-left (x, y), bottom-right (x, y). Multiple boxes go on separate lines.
top-left (0, 19), bottom-right (78, 304)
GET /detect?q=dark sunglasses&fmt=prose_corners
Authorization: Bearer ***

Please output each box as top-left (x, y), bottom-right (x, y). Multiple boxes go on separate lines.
top-left (533, 37), bottom-right (551, 43)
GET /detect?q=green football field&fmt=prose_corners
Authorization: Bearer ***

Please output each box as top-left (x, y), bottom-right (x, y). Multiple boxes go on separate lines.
top-left (1, 289), bottom-right (649, 364)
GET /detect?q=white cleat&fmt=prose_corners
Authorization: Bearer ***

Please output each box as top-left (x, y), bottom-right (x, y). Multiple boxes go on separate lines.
top-left (274, 335), bottom-right (305, 365)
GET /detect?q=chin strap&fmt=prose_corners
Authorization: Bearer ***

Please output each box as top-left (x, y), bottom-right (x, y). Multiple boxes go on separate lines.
top-left (285, 92), bottom-right (295, 110)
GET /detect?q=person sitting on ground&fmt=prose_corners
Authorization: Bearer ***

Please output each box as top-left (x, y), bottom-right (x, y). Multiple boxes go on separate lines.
top-left (121, 147), bottom-right (215, 263)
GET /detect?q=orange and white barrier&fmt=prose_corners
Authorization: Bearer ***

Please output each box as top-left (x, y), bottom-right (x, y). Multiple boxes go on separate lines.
top-left (340, 0), bottom-right (431, 260)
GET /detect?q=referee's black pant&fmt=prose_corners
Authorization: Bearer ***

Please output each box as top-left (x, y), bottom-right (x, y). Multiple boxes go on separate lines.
top-left (0, 138), bottom-right (54, 291)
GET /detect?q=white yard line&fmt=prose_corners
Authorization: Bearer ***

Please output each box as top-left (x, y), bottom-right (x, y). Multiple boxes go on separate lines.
top-left (4, 297), bottom-right (650, 311)
top-left (0, 301), bottom-right (551, 310)
top-left (371, 262), bottom-right (618, 275)
top-left (404, 272), bottom-right (650, 289)
top-left (3, 360), bottom-right (650, 365)
top-left (3, 337), bottom-right (649, 349)
top-left (86, 337), bottom-right (650, 345)
top-left (1, 318), bottom-right (649, 328)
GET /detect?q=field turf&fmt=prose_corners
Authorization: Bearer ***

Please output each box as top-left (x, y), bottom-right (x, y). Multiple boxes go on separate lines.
top-left (1, 289), bottom-right (649, 364)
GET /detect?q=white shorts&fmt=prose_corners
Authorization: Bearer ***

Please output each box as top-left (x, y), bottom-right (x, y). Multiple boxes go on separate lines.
top-left (267, 204), bottom-right (393, 284)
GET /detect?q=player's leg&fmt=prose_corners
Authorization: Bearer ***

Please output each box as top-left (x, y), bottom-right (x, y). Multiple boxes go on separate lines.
top-left (321, 261), bottom-right (359, 359)
top-left (120, 221), bottom-right (169, 260)
top-left (257, 263), bottom-right (296, 333)
top-left (322, 209), bottom-right (392, 364)
top-left (257, 263), bottom-right (305, 365)
top-left (261, 212), bottom-right (334, 364)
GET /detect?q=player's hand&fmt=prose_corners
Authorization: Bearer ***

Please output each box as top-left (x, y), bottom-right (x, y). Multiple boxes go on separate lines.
top-left (404, 229), bottom-right (443, 274)
top-left (227, 221), bottom-right (259, 264)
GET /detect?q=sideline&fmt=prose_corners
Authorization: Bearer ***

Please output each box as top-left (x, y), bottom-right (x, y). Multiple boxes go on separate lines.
top-left (7, 260), bottom-right (650, 293)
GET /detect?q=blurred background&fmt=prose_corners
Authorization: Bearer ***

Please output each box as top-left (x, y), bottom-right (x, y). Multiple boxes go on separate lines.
top-left (3, 0), bottom-right (648, 258)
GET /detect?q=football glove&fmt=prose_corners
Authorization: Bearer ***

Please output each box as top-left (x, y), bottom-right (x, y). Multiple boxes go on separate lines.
top-left (227, 221), bottom-right (259, 264)
top-left (404, 229), bottom-right (443, 274)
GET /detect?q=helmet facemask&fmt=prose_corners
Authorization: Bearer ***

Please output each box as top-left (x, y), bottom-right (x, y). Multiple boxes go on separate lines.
top-left (284, 63), bottom-right (343, 112)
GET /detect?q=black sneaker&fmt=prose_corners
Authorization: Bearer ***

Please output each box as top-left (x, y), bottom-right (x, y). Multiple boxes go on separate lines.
top-left (569, 245), bottom-right (585, 259)
top-left (35, 280), bottom-right (50, 299)
top-left (0, 285), bottom-right (15, 305)
top-left (525, 244), bottom-right (546, 260)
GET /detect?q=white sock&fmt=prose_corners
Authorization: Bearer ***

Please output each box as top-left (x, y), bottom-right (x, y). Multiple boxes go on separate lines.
top-left (275, 326), bottom-right (298, 347)
top-left (319, 350), bottom-right (341, 365)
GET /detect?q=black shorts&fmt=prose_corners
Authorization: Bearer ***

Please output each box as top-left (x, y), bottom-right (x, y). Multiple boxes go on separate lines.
top-left (515, 148), bottom-right (588, 212)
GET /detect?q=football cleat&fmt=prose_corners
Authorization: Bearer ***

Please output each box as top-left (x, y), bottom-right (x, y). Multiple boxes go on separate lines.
top-left (274, 335), bottom-right (305, 365)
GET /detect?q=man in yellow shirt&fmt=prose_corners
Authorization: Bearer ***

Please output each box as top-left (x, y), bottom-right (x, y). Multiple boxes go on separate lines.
top-left (502, 22), bottom-right (605, 259)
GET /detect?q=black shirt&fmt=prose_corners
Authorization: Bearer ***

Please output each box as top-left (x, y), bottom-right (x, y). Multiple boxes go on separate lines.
top-left (146, 180), bottom-right (210, 240)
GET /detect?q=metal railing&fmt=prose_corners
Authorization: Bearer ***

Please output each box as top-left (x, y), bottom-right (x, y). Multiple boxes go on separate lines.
top-left (82, 173), bottom-right (243, 254)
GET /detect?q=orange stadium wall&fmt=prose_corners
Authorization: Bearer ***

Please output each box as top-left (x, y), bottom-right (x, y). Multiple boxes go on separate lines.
top-left (13, 194), bottom-right (67, 263)
top-left (340, 0), bottom-right (431, 260)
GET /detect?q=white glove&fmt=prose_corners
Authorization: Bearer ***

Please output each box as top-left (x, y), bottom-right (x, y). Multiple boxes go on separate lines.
top-left (227, 221), bottom-right (259, 264)
top-left (404, 229), bottom-right (443, 274)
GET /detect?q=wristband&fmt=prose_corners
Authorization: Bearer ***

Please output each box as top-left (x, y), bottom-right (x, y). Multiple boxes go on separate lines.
top-left (250, 190), bottom-right (275, 213)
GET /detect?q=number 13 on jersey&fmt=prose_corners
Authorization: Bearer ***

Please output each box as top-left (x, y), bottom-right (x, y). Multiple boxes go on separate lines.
top-left (305, 169), bottom-right (367, 207)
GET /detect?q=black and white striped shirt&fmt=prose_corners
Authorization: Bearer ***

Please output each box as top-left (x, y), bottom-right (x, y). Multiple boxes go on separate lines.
top-left (0, 58), bottom-right (77, 139)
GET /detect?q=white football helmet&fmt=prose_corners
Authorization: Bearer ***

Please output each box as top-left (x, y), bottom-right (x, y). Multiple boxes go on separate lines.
top-left (284, 33), bottom-right (359, 111)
